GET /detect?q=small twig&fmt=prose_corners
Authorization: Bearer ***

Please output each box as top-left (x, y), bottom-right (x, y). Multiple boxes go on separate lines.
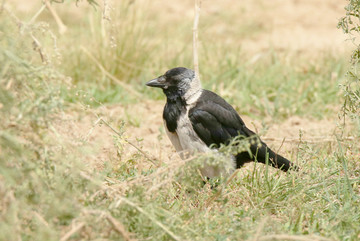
top-left (276, 137), bottom-right (286, 153)
top-left (204, 169), bottom-right (239, 208)
top-left (106, 214), bottom-right (135, 241)
top-left (60, 222), bottom-right (85, 241)
top-left (32, 211), bottom-right (49, 227)
top-left (110, 154), bottom-right (198, 192)
top-left (30, 33), bottom-right (47, 63)
top-left (252, 218), bottom-right (268, 241)
top-left (85, 210), bottom-right (135, 240)
top-left (29, 4), bottom-right (46, 24)
top-left (99, 117), bottom-right (160, 167)
top-left (44, 0), bottom-right (67, 34)
top-left (193, 0), bottom-right (201, 79)
top-left (3, 4), bottom-right (48, 63)
top-left (102, 0), bottom-right (112, 21)
top-left (121, 197), bottom-right (182, 241)
top-left (83, 117), bottom-right (102, 142)
top-left (262, 136), bottom-right (356, 143)
top-left (146, 177), bottom-right (174, 194)
top-left (80, 46), bottom-right (142, 98)
top-left (3, 5), bottom-right (22, 27)
top-left (258, 234), bottom-right (334, 241)
top-left (274, 137), bottom-right (286, 166)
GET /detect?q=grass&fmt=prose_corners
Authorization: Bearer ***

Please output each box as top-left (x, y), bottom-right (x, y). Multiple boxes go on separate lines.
top-left (1, 1), bottom-right (359, 241)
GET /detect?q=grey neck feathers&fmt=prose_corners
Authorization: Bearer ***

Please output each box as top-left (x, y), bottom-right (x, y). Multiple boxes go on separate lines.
top-left (184, 75), bottom-right (202, 105)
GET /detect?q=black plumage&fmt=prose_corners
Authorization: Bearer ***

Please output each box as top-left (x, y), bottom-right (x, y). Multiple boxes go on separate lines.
top-left (189, 90), bottom-right (293, 170)
top-left (146, 67), bottom-right (297, 176)
top-left (162, 87), bottom-right (186, 132)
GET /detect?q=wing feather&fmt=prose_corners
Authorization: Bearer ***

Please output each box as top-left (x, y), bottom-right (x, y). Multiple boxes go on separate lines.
top-left (189, 98), bottom-right (248, 147)
top-left (188, 90), bottom-right (294, 172)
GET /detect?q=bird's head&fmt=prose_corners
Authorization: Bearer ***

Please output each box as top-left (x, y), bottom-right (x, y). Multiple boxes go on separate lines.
top-left (146, 67), bottom-right (200, 99)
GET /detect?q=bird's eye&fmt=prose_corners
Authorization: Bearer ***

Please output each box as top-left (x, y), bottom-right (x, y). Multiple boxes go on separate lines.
top-left (158, 76), bottom-right (166, 83)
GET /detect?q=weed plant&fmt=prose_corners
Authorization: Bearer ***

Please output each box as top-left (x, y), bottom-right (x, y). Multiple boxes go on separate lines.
top-left (338, 0), bottom-right (360, 127)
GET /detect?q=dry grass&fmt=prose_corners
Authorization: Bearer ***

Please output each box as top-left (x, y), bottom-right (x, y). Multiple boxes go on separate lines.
top-left (1, 0), bottom-right (359, 240)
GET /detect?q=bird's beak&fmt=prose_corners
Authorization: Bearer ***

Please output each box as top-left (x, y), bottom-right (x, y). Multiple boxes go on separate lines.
top-left (146, 76), bottom-right (165, 88)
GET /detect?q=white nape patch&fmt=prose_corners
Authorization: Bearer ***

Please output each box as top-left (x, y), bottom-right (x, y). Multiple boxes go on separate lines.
top-left (184, 75), bottom-right (202, 105)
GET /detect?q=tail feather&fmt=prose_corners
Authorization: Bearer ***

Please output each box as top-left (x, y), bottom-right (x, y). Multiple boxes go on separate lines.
top-left (253, 142), bottom-right (298, 171)
top-left (235, 140), bottom-right (298, 172)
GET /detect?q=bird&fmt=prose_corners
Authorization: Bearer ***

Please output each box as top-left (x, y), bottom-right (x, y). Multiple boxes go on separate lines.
top-left (146, 67), bottom-right (297, 178)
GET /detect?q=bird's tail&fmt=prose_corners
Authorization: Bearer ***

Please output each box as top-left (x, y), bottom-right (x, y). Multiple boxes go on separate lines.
top-left (251, 141), bottom-right (298, 172)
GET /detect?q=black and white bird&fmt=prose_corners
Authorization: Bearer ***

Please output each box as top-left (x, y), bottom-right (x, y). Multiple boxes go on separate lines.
top-left (146, 67), bottom-right (297, 178)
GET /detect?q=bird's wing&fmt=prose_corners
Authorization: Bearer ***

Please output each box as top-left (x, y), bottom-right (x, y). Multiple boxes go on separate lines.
top-left (189, 100), bottom-right (254, 147)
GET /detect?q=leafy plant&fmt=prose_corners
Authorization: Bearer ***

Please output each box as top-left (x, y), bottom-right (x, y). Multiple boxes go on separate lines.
top-left (338, 0), bottom-right (360, 118)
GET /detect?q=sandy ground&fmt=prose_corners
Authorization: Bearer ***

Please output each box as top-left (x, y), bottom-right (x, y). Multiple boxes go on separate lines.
top-left (51, 100), bottom-right (344, 172)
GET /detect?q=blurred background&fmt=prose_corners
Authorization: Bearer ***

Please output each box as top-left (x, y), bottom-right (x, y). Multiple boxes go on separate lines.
top-left (7, 0), bottom-right (349, 118)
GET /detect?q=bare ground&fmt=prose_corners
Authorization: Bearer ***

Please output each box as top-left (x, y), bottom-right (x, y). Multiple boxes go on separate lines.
top-left (51, 100), bottom-right (345, 173)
